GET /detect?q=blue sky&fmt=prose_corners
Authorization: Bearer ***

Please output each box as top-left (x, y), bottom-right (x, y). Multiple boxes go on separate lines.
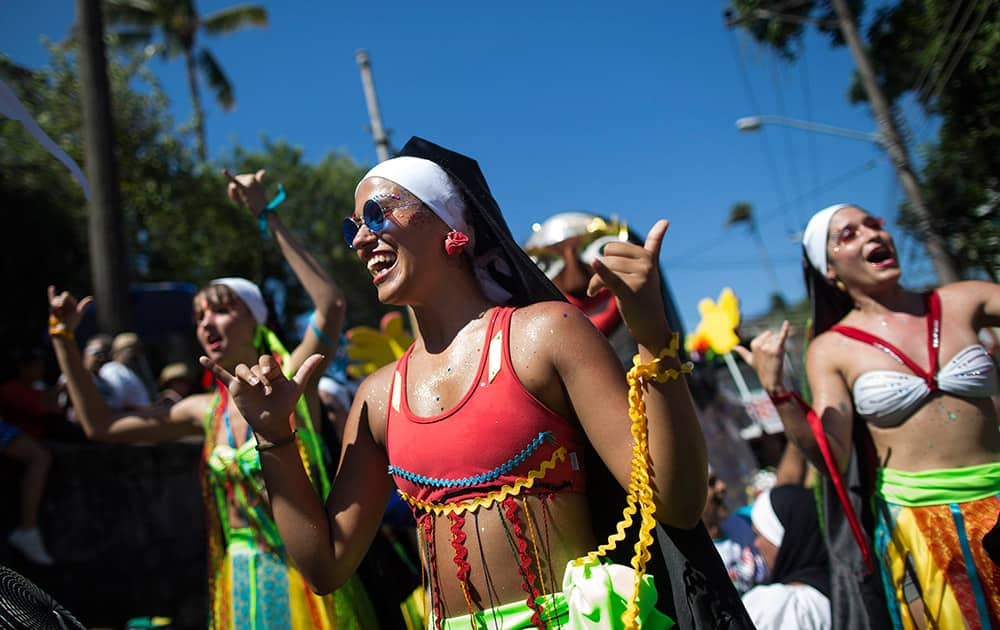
top-left (3, 0), bottom-right (937, 333)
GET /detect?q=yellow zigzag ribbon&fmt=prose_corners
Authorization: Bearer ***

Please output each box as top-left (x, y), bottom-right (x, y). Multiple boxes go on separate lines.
top-left (398, 448), bottom-right (567, 516)
top-left (577, 333), bottom-right (692, 630)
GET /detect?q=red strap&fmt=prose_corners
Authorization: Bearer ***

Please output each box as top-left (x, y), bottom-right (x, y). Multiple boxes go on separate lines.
top-left (830, 291), bottom-right (941, 392)
top-left (772, 391), bottom-right (874, 574)
top-left (925, 290), bottom-right (941, 384)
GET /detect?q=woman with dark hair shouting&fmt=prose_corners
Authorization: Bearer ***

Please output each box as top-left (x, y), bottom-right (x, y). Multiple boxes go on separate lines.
top-left (736, 203), bottom-right (1000, 629)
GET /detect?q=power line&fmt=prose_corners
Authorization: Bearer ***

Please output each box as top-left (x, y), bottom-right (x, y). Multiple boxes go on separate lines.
top-left (916, 0), bottom-right (990, 142)
top-left (727, 29), bottom-right (794, 230)
top-left (918, 0), bottom-right (980, 104)
top-left (798, 44), bottom-right (821, 209)
top-left (667, 159), bottom-right (878, 262)
top-left (769, 54), bottom-right (807, 228)
top-left (929, 0), bottom-right (990, 104)
top-left (910, 0), bottom-right (965, 101)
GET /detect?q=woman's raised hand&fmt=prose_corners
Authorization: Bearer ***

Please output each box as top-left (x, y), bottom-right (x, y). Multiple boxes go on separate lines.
top-left (47, 285), bottom-right (93, 334)
top-left (587, 219), bottom-right (670, 348)
top-left (224, 168), bottom-right (269, 216)
top-left (733, 320), bottom-right (790, 393)
top-left (199, 353), bottom-right (325, 441)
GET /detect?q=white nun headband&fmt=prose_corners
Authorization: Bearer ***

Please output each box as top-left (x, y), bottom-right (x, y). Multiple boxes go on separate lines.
top-left (750, 488), bottom-right (785, 547)
top-left (802, 204), bottom-right (851, 274)
top-left (358, 156), bottom-right (471, 239)
top-left (357, 156), bottom-right (512, 304)
top-left (210, 277), bottom-right (268, 325)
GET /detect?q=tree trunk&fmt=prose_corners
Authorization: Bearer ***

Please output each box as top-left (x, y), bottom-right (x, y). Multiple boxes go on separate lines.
top-left (830, 0), bottom-right (959, 284)
top-left (185, 51), bottom-right (207, 162)
top-left (76, 0), bottom-right (132, 334)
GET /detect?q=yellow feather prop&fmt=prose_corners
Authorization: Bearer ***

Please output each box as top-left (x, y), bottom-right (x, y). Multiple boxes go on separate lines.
top-left (345, 311), bottom-right (415, 379)
top-left (684, 287), bottom-right (741, 355)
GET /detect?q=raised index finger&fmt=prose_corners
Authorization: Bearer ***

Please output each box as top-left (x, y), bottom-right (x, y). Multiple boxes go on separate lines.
top-left (222, 168), bottom-right (246, 189)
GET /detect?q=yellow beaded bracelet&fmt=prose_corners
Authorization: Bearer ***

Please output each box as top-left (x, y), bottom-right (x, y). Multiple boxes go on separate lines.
top-left (631, 333), bottom-right (693, 384)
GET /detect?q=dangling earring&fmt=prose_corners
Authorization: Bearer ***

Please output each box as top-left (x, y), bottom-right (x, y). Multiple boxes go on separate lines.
top-left (834, 278), bottom-right (847, 292)
top-left (444, 231), bottom-right (469, 256)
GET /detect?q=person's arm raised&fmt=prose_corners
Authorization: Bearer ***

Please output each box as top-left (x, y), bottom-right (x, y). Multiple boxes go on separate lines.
top-left (200, 352), bottom-right (393, 594)
top-left (48, 287), bottom-right (202, 442)
top-left (734, 325), bottom-right (854, 474)
top-left (224, 169), bottom-right (345, 384)
top-left (563, 219), bottom-right (707, 528)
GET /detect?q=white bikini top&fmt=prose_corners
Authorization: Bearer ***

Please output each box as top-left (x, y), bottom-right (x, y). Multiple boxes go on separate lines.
top-left (834, 291), bottom-right (999, 428)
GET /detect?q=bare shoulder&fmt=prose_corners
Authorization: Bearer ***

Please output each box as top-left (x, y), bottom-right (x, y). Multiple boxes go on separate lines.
top-left (805, 330), bottom-right (851, 372)
top-left (510, 301), bottom-right (599, 344)
top-left (937, 280), bottom-right (999, 313)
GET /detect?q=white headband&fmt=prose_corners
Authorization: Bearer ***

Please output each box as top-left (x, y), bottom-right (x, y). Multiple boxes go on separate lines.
top-left (751, 488), bottom-right (784, 547)
top-left (802, 204), bottom-right (850, 274)
top-left (358, 156), bottom-right (471, 239)
top-left (357, 156), bottom-right (512, 304)
top-left (210, 277), bottom-right (268, 325)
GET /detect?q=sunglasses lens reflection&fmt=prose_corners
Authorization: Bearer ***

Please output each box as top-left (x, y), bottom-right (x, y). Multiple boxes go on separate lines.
top-left (363, 199), bottom-right (386, 232)
top-left (342, 219), bottom-right (359, 248)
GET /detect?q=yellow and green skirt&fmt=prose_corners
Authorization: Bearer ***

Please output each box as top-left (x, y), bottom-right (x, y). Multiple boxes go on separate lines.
top-left (210, 529), bottom-right (378, 629)
top-left (874, 462), bottom-right (1000, 629)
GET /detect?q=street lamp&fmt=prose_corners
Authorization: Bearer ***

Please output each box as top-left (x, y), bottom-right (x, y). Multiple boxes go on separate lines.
top-left (735, 115), bottom-right (883, 145)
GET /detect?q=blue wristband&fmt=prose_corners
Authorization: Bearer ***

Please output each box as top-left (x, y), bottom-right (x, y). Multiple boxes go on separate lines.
top-left (309, 313), bottom-right (336, 348)
top-left (258, 183), bottom-right (286, 238)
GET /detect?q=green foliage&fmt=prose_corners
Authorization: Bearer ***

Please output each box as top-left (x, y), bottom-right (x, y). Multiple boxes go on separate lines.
top-left (860, 0), bottom-right (1000, 278)
top-left (725, 0), bottom-right (861, 57)
top-left (726, 0), bottom-right (1000, 279)
top-left (102, 0), bottom-right (269, 159)
top-left (0, 43), bottom-right (387, 347)
top-left (0, 41), bottom-right (180, 345)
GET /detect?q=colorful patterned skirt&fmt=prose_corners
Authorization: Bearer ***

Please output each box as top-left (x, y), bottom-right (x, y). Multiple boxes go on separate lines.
top-left (210, 528), bottom-right (378, 629)
top-left (874, 461), bottom-right (1000, 629)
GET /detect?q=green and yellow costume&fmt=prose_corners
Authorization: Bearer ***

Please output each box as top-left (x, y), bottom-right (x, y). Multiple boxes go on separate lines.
top-left (201, 327), bottom-right (377, 629)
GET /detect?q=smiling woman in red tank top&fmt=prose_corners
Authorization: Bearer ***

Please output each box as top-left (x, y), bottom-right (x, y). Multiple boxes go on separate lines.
top-left (199, 137), bottom-right (745, 629)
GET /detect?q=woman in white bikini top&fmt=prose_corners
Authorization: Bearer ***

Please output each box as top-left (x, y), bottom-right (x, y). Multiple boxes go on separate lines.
top-left (736, 203), bottom-right (1000, 630)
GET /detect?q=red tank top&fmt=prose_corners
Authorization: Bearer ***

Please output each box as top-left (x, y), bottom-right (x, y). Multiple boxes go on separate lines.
top-left (386, 306), bottom-right (587, 507)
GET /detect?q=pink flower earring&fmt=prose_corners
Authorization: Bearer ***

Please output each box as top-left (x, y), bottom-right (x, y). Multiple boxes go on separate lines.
top-left (444, 231), bottom-right (469, 256)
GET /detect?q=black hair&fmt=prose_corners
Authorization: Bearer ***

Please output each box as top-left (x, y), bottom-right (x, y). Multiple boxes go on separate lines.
top-left (397, 137), bottom-right (565, 307)
top-left (803, 246), bottom-right (854, 337)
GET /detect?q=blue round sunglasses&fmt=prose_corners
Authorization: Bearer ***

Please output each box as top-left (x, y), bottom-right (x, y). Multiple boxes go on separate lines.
top-left (342, 197), bottom-right (421, 248)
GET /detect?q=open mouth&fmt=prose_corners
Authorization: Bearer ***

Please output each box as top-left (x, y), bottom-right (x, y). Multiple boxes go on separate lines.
top-left (367, 252), bottom-right (397, 284)
top-left (865, 244), bottom-right (896, 268)
top-left (204, 332), bottom-right (223, 353)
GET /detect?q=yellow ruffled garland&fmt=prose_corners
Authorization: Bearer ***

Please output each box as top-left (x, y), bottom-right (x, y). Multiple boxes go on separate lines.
top-left (397, 447), bottom-right (567, 516)
top-left (578, 333), bottom-right (692, 630)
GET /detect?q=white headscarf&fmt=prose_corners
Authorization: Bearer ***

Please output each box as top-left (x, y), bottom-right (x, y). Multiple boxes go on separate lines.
top-left (210, 277), bottom-right (268, 325)
top-left (751, 488), bottom-right (784, 547)
top-left (357, 156), bottom-right (512, 304)
top-left (802, 204), bottom-right (851, 274)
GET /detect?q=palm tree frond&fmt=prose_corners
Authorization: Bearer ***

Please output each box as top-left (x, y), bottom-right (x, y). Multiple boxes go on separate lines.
top-left (201, 5), bottom-right (268, 35)
top-left (198, 49), bottom-right (234, 109)
top-left (103, 0), bottom-right (160, 27)
top-left (106, 29), bottom-right (155, 49)
top-left (0, 55), bottom-right (37, 82)
top-left (726, 202), bottom-right (754, 227)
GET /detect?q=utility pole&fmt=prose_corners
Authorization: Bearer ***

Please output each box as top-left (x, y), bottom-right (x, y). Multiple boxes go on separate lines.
top-left (829, 0), bottom-right (958, 283)
top-left (355, 49), bottom-right (391, 162)
top-left (76, 0), bottom-right (132, 333)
